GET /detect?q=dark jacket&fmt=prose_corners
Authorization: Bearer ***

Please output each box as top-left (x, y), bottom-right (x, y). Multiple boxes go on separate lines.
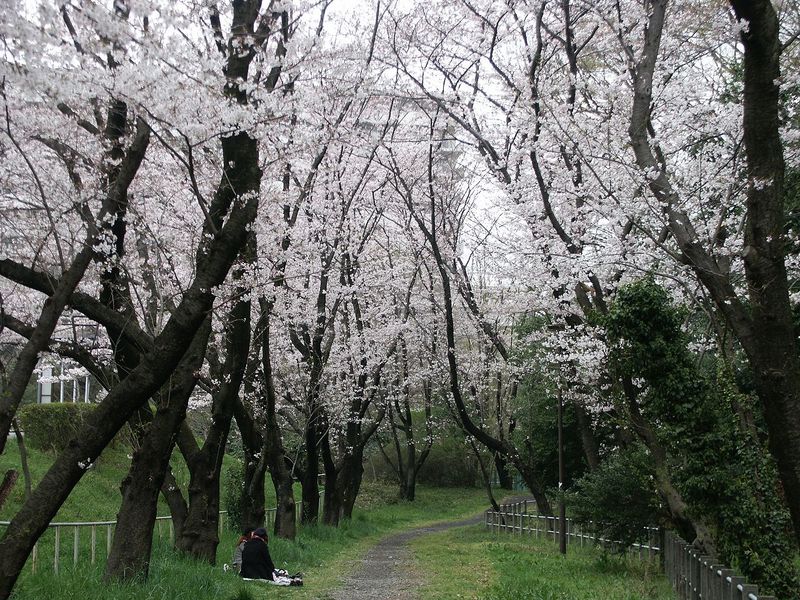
top-left (240, 537), bottom-right (275, 580)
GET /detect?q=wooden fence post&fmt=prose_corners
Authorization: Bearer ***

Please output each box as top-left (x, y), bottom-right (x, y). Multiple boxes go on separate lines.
top-left (727, 576), bottom-right (745, 600)
top-left (740, 584), bottom-right (758, 600)
top-left (715, 569), bottom-right (732, 600)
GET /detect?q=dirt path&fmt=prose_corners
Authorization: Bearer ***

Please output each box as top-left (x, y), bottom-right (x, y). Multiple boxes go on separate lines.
top-left (324, 514), bottom-right (483, 600)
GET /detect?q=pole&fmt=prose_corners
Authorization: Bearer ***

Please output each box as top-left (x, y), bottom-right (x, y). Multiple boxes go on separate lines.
top-left (558, 387), bottom-right (566, 555)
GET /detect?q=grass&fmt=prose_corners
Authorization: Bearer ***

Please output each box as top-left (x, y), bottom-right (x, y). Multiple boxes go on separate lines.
top-left (0, 439), bottom-right (246, 522)
top-left (0, 444), bottom-right (675, 599)
top-left (4, 464), bottom-right (494, 600)
top-left (411, 526), bottom-right (674, 600)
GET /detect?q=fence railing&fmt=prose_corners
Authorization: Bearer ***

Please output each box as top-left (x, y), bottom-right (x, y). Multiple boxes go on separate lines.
top-left (484, 500), bottom-right (661, 559)
top-left (0, 511), bottom-right (229, 575)
top-left (1, 500), bottom-right (320, 576)
top-left (663, 530), bottom-right (778, 600)
top-left (485, 501), bottom-right (780, 600)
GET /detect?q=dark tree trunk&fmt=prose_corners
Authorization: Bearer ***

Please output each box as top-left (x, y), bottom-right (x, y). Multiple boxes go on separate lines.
top-left (321, 439), bottom-right (364, 524)
top-left (470, 440), bottom-right (501, 513)
top-left (161, 465), bottom-right (188, 542)
top-left (270, 458), bottom-right (296, 538)
top-left (494, 453), bottom-right (513, 490)
top-left (391, 366), bottom-right (433, 502)
top-left (321, 424), bottom-right (340, 526)
top-left (257, 300), bottom-right (297, 538)
top-left (177, 290), bottom-right (251, 564)
top-left (400, 441), bottom-right (417, 501)
top-left (340, 449), bottom-right (365, 520)
top-left (0, 473), bottom-right (17, 513)
top-left (301, 385), bottom-right (322, 524)
top-left (622, 377), bottom-right (715, 553)
top-left (11, 420), bottom-right (31, 501)
top-left (729, 0), bottom-right (800, 545)
top-left (233, 397), bottom-right (266, 531)
top-left (104, 319), bottom-right (210, 581)
top-left (572, 399), bottom-right (600, 470)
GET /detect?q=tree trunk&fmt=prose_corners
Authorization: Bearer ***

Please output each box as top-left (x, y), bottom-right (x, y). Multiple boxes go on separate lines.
top-left (104, 319), bottom-right (210, 582)
top-left (623, 378), bottom-right (715, 553)
top-left (572, 399), bottom-right (600, 470)
top-left (494, 453), bottom-right (513, 490)
top-left (257, 301), bottom-right (296, 539)
top-left (10, 420), bottom-right (31, 501)
top-left (0, 473), bottom-right (17, 513)
top-left (515, 462), bottom-right (553, 516)
top-left (301, 389), bottom-right (322, 524)
top-left (729, 0), bottom-right (800, 543)
top-left (177, 291), bottom-right (250, 564)
top-left (400, 440), bottom-right (417, 501)
top-left (470, 441), bottom-right (501, 513)
top-left (233, 397), bottom-right (266, 531)
top-left (340, 449), bottom-right (365, 520)
top-left (321, 425), bottom-right (340, 526)
top-left (160, 466), bottom-right (188, 543)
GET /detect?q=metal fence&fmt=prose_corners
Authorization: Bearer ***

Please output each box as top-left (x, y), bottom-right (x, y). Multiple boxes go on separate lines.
top-left (483, 500), bottom-right (660, 559)
top-left (485, 501), bottom-right (780, 600)
top-left (0, 502), bottom-right (315, 575)
top-left (0, 512), bottom-right (228, 575)
top-left (663, 530), bottom-right (778, 600)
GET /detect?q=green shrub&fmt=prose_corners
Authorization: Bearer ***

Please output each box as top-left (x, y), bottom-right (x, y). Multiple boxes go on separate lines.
top-left (567, 445), bottom-right (661, 551)
top-left (417, 433), bottom-right (481, 487)
top-left (17, 403), bottom-right (97, 452)
top-left (222, 458), bottom-right (244, 533)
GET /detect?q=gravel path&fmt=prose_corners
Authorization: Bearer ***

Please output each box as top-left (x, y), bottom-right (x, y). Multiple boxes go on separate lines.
top-left (325, 496), bottom-right (531, 600)
top-left (324, 515), bottom-right (483, 600)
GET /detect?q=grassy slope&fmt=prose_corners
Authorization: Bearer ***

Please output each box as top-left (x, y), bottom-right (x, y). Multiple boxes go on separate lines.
top-left (0, 440), bottom-right (242, 522)
top-left (411, 526), bottom-right (673, 600)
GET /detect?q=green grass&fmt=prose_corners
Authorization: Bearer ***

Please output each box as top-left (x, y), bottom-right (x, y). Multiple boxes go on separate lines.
top-left (410, 526), bottom-right (674, 600)
top-left (0, 444), bottom-right (674, 599)
top-left (0, 439), bottom-right (249, 522)
top-left (4, 464), bottom-right (494, 600)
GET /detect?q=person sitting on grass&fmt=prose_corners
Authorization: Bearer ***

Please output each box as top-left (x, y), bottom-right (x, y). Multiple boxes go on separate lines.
top-left (231, 527), bottom-right (254, 574)
top-left (240, 527), bottom-right (302, 586)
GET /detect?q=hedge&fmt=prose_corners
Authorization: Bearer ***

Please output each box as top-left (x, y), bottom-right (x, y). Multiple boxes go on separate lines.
top-left (17, 403), bottom-right (97, 452)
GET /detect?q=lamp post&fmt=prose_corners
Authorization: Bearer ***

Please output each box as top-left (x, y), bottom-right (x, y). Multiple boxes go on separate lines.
top-left (558, 386), bottom-right (566, 555)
